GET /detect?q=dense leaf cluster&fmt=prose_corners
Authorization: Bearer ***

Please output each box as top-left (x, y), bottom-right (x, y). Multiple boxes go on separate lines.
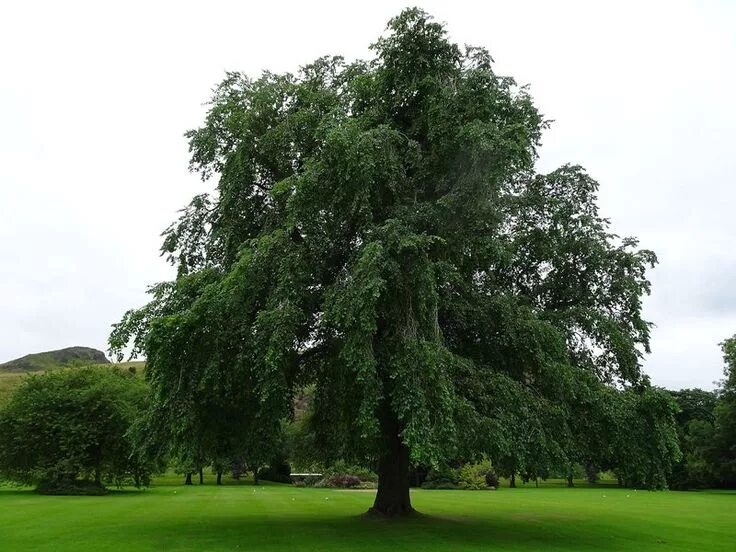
top-left (110, 9), bottom-right (679, 503)
top-left (669, 335), bottom-right (736, 489)
top-left (0, 367), bottom-right (153, 490)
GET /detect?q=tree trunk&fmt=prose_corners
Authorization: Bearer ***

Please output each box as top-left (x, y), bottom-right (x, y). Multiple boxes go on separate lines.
top-left (216, 471), bottom-right (222, 485)
top-left (510, 473), bottom-right (516, 488)
top-left (199, 468), bottom-right (204, 485)
top-left (368, 408), bottom-right (413, 517)
top-left (185, 473), bottom-right (193, 485)
top-left (567, 474), bottom-right (574, 487)
top-left (253, 468), bottom-right (260, 486)
top-left (585, 462), bottom-right (598, 484)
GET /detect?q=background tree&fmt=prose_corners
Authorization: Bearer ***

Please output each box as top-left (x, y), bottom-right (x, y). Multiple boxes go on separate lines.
top-left (708, 336), bottom-right (736, 487)
top-left (609, 383), bottom-right (681, 489)
top-left (668, 387), bottom-right (718, 489)
top-left (111, 9), bottom-right (671, 515)
top-left (0, 367), bottom-right (153, 493)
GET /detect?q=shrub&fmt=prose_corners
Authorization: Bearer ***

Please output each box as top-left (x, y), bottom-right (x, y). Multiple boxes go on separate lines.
top-left (36, 479), bottom-right (107, 496)
top-left (421, 463), bottom-right (495, 490)
top-left (0, 367), bottom-right (154, 492)
top-left (302, 474), bottom-right (323, 487)
top-left (458, 463), bottom-right (489, 490)
top-left (316, 474), bottom-right (361, 488)
top-left (421, 467), bottom-right (461, 489)
top-left (321, 461), bottom-right (378, 482)
top-left (310, 461), bottom-right (378, 488)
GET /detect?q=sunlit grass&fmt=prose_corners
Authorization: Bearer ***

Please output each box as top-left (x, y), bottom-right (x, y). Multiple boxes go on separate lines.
top-left (1, 476), bottom-right (733, 551)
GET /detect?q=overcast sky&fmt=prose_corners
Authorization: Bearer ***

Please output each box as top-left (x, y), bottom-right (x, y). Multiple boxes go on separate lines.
top-left (1, 1), bottom-right (734, 389)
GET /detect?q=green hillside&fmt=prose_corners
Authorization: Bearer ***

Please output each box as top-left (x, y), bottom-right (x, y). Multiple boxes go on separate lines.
top-left (0, 347), bottom-right (144, 404)
top-left (0, 346), bottom-right (109, 373)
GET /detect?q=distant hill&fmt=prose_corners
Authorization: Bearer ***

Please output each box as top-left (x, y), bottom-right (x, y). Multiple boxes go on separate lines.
top-left (0, 347), bottom-right (144, 405)
top-left (0, 346), bottom-right (110, 373)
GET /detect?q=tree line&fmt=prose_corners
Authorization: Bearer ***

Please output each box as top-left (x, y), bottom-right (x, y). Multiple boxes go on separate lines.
top-left (0, 344), bottom-right (734, 494)
top-left (668, 336), bottom-right (736, 489)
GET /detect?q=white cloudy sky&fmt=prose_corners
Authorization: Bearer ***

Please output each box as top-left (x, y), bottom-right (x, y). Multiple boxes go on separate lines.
top-left (1, 1), bottom-right (734, 389)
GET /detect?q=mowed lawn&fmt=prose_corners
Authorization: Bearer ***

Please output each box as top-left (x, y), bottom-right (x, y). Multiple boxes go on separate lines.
top-left (1, 480), bottom-right (734, 551)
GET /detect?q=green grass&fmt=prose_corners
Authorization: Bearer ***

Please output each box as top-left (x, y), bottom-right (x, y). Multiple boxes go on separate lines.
top-left (0, 371), bottom-right (25, 404)
top-left (1, 478), bottom-right (733, 551)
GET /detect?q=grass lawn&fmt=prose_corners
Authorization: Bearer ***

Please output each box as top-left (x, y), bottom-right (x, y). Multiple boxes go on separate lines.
top-left (0, 479), bottom-right (733, 551)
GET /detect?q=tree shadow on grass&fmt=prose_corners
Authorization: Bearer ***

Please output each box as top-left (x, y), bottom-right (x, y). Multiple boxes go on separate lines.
top-left (100, 510), bottom-right (640, 552)
top-left (0, 487), bottom-right (147, 497)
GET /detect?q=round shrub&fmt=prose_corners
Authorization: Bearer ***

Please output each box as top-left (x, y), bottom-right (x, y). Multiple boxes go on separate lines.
top-left (421, 467), bottom-right (460, 489)
top-left (0, 367), bottom-right (153, 492)
top-left (458, 463), bottom-right (488, 490)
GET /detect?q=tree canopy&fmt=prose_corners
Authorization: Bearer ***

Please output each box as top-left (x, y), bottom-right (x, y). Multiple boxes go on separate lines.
top-left (709, 335), bottom-right (736, 486)
top-left (0, 367), bottom-right (153, 493)
top-left (110, 9), bottom-right (675, 515)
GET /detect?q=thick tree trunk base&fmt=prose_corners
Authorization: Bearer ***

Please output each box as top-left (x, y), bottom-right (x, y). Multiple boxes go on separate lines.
top-left (366, 503), bottom-right (416, 518)
top-left (368, 405), bottom-right (415, 518)
top-left (365, 506), bottom-right (420, 519)
top-left (367, 472), bottom-right (415, 518)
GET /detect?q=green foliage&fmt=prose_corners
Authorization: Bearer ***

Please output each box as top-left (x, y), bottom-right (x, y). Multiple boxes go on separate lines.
top-left (708, 336), bottom-right (736, 487)
top-left (36, 479), bottom-right (107, 496)
top-left (0, 362), bottom-right (145, 407)
top-left (0, 372), bottom-right (25, 405)
top-left (315, 474), bottom-right (362, 488)
top-left (457, 462), bottom-right (491, 490)
top-left (322, 461), bottom-right (378, 483)
top-left (420, 462), bottom-right (494, 490)
top-left (294, 461), bottom-right (378, 488)
top-left (668, 388), bottom-right (718, 489)
top-left (664, 336), bottom-right (736, 490)
top-left (0, 367), bottom-right (154, 490)
top-left (421, 466), bottom-right (460, 490)
top-left (610, 385), bottom-right (681, 489)
top-left (110, 9), bottom-right (672, 508)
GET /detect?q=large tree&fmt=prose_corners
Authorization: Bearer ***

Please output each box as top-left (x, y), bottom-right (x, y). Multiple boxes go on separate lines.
top-left (111, 9), bottom-right (664, 515)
